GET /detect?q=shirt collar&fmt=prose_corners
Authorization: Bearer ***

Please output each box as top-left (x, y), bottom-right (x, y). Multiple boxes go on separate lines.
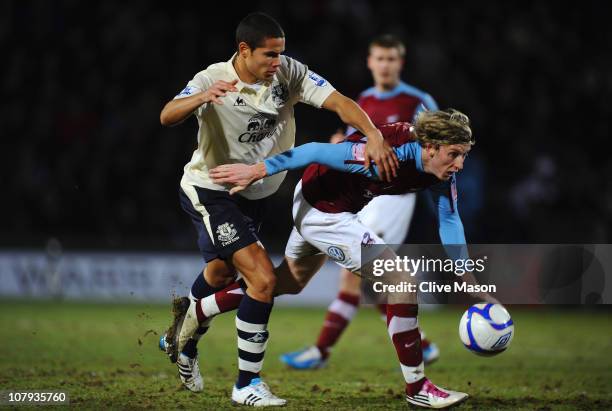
top-left (414, 142), bottom-right (424, 172)
top-left (227, 53), bottom-right (274, 92)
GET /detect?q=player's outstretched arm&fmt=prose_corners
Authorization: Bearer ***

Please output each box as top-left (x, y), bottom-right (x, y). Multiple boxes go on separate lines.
top-left (429, 181), bottom-right (499, 304)
top-left (160, 80), bottom-right (238, 126)
top-left (210, 141), bottom-right (391, 194)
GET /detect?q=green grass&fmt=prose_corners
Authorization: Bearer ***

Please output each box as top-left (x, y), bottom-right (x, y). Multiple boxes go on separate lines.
top-left (0, 301), bottom-right (611, 410)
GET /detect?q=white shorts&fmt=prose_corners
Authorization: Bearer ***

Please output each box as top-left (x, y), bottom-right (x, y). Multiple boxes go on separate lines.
top-left (357, 192), bottom-right (416, 244)
top-left (285, 182), bottom-right (391, 274)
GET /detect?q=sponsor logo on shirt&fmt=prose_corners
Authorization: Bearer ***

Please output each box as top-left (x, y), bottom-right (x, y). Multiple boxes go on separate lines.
top-left (238, 113), bottom-right (277, 143)
top-left (234, 97), bottom-right (246, 106)
top-left (387, 114), bottom-right (400, 123)
top-left (307, 71), bottom-right (327, 87)
top-left (178, 86), bottom-right (196, 96)
top-left (217, 222), bottom-right (239, 246)
top-left (327, 246), bottom-right (346, 262)
top-left (271, 82), bottom-right (289, 107)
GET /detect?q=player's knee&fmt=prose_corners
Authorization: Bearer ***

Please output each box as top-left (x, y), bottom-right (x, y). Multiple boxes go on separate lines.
top-left (251, 272), bottom-right (277, 297)
top-left (205, 262), bottom-right (237, 286)
top-left (206, 273), bottom-right (235, 288)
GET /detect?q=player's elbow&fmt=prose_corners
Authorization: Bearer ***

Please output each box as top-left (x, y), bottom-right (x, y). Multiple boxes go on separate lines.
top-left (160, 102), bottom-right (181, 127)
top-left (160, 109), bottom-right (175, 127)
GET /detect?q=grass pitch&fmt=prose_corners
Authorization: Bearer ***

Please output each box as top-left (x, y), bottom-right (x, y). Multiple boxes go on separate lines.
top-left (0, 300), bottom-right (611, 410)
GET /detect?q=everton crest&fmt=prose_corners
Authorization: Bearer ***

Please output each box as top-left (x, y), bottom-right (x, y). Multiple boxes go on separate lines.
top-left (271, 82), bottom-right (289, 107)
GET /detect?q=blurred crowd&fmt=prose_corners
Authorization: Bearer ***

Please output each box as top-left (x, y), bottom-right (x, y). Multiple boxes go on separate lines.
top-left (2, 1), bottom-right (610, 252)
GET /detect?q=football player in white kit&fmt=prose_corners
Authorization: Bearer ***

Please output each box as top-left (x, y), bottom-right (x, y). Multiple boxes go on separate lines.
top-left (158, 12), bottom-right (399, 407)
top-left (280, 35), bottom-right (440, 370)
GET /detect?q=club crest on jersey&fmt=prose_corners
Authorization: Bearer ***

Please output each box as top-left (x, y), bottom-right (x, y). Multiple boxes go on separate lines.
top-left (238, 113), bottom-right (277, 143)
top-left (216, 222), bottom-right (239, 246)
top-left (271, 82), bottom-right (289, 107)
top-left (327, 246), bottom-right (346, 262)
top-left (307, 70), bottom-right (327, 87)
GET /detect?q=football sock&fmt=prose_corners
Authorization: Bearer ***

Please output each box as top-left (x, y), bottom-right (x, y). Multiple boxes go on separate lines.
top-left (190, 269), bottom-right (224, 299)
top-left (235, 294), bottom-right (273, 389)
top-left (195, 280), bottom-right (245, 323)
top-left (181, 338), bottom-right (198, 358)
top-left (386, 304), bottom-right (425, 396)
top-left (381, 304), bottom-right (432, 351)
top-left (180, 325), bottom-right (210, 359)
top-left (185, 270), bottom-right (237, 355)
top-left (315, 292), bottom-right (359, 359)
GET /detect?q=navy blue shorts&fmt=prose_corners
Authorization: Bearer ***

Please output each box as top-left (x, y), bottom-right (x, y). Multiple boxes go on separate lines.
top-left (179, 185), bottom-right (267, 262)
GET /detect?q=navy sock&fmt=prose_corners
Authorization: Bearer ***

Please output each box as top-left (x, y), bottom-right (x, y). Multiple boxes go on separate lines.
top-left (182, 339), bottom-right (198, 358)
top-left (190, 269), bottom-right (223, 299)
top-left (235, 294), bottom-right (273, 389)
top-left (181, 326), bottom-right (209, 358)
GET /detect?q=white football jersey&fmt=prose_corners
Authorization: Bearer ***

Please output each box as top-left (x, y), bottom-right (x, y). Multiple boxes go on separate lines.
top-left (175, 54), bottom-right (335, 200)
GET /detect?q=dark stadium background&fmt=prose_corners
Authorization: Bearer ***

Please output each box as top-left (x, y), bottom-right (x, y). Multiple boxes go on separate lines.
top-left (1, 3), bottom-right (611, 409)
top-left (2, 1), bottom-right (610, 253)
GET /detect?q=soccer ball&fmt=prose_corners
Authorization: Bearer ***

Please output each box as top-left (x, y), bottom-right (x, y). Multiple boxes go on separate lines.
top-left (459, 303), bottom-right (514, 356)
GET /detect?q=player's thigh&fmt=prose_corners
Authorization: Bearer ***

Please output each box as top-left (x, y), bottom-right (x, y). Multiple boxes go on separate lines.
top-left (357, 193), bottom-right (417, 244)
top-left (204, 259), bottom-right (237, 288)
top-left (279, 227), bottom-right (327, 294)
top-left (274, 254), bottom-right (328, 295)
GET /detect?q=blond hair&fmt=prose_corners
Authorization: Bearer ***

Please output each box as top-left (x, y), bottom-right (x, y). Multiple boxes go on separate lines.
top-left (413, 109), bottom-right (474, 146)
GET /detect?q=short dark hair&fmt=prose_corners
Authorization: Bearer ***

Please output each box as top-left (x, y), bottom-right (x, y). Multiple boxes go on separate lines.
top-left (369, 34), bottom-right (406, 58)
top-left (236, 12), bottom-right (285, 50)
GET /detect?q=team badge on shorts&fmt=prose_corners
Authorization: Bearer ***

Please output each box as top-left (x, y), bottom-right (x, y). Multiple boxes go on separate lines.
top-left (217, 222), bottom-right (239, 246)
top-left (327, 246), bottom-right (346, 262)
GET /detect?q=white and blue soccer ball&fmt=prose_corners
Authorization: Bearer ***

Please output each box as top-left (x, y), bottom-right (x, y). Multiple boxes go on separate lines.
top-left (459, 303), bottom-right (514, 356)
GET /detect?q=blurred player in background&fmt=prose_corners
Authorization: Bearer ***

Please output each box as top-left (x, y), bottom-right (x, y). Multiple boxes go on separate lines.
top-left (280, 35), bottom-right (441, 370)
top-left (158, 12), bottom-right (398, 406)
